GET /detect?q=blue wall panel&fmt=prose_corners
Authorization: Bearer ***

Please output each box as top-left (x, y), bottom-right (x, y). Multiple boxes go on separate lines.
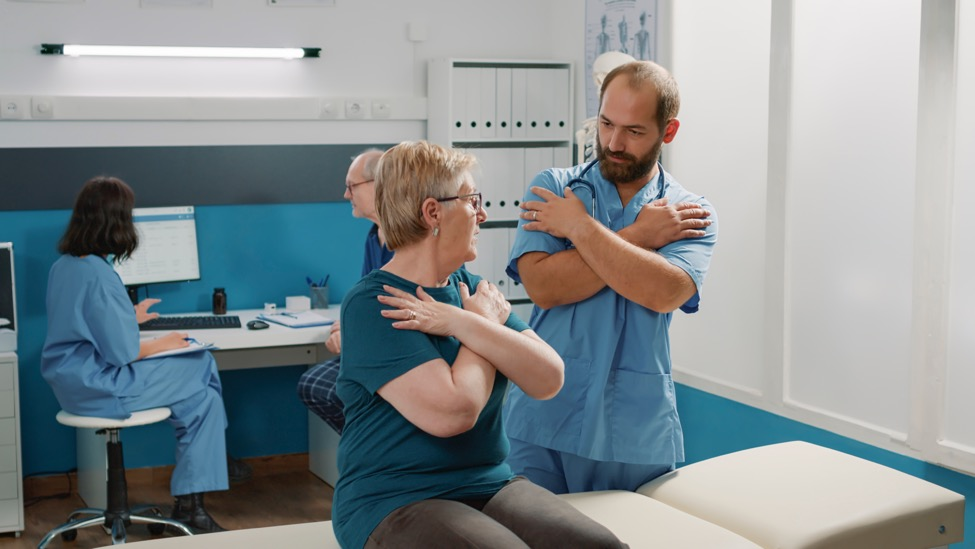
top-left (2, 202), bottom-right (371, 475)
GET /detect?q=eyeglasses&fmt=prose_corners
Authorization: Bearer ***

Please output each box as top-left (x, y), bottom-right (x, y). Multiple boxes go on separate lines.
top-left (345, 179), bottom-right (374, 192)
top-left (436, 192), bottom-right (482, 211)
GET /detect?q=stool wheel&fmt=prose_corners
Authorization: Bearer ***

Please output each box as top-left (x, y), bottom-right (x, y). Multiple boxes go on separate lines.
top-left (61, 529), bottom-right (78, 542)
top-left (148, 522), bottom-right (166, 535)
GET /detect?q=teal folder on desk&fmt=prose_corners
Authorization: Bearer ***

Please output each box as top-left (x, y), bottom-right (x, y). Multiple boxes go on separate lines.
top-left (258, 311), bottom-right (334, 328)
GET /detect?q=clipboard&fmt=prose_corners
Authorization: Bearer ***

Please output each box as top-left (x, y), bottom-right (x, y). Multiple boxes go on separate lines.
top-left (257, 311), bottom-right (334, 329)
top-left (140, 337), bottom-right (216, 360)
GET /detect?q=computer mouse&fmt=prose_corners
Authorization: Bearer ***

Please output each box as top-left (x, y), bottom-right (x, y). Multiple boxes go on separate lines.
top-left (246, 320), bottom-right (269, 330)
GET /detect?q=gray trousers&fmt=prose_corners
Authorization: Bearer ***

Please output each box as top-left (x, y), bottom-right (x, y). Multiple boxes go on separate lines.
top-left (365, 477), bottom-right (627, 549)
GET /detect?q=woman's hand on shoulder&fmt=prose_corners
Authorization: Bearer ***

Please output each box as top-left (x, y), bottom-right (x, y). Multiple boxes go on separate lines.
top-left (134, 298), bottom-right (161, 324)
top-left (378, 284), bottom-right (457, 337)
top-left (461, 280), bottom-right (510, 325)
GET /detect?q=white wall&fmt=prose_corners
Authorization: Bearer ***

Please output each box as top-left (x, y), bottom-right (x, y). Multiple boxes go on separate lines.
top-left (667, 0), bottom-right (771, 396)
top-left (668, 0), bottom-right (975, 475)
top-left (787, 0), bottom-right (919, 438)
top-left (0, 0), bottom-right (589, 148)
top-left (945, 0), bottom-right (975, 455)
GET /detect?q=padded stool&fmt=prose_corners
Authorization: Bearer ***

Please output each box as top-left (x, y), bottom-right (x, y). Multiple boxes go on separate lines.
top-left (38, 408), bottom-right (194, 548)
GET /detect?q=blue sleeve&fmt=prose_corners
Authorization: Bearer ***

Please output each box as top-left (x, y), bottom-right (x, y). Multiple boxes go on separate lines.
top-left (361, 225), bottom-right (394, 277)
top-left (657, 196), bottom-right (719, 314)
top-left (506, 169), bottom-right (571, 283)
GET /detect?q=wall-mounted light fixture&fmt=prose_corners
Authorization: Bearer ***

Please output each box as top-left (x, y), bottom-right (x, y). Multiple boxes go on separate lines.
top-left (40, 44), bottom-right (321, 59)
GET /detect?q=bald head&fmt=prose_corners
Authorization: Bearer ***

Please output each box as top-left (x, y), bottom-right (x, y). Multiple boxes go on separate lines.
top-left (356, 149), bottom-right (383, 181)
top-left (344, 149), bottom-right (384, 222)
top-left (600, 61), bottom-right (680, 132)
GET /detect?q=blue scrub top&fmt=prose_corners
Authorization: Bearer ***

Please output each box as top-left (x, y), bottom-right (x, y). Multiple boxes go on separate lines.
top-left (361, 224), bottom-right (394, 277)
top-left (41, 255), bottom-right (144, 419)
top-left (504, 163), bottom-right (718, 465)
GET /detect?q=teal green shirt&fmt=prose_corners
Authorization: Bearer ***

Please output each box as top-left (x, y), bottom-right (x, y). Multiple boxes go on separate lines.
top-left (333, 269), bottom-right (529, 549)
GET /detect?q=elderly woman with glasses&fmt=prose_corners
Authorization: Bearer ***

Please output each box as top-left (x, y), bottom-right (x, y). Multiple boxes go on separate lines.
top-left (331, 141), bottom-right (626, 549)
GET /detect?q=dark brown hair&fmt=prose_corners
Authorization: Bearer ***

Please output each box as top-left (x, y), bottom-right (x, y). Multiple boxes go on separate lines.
top-left (58, 176), bottom-right (139, 262)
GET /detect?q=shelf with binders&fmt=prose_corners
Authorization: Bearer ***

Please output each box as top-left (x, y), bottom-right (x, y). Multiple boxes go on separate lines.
top-left (431, 58), bottom-right (573, 315)
top-left (429, 60), bottom-right (574, 143)
top-left (428, 58), bottom-right (575, 224)
top-left (465, 224), bottom-right (529, 303)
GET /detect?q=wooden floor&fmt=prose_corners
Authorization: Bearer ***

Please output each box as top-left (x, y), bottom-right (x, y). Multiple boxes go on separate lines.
top-left (0, 454), bottom-right (332, 549)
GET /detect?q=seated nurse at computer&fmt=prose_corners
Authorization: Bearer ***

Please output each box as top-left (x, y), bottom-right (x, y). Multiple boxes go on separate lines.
top-left (41, 176), bottom-right (229, 534)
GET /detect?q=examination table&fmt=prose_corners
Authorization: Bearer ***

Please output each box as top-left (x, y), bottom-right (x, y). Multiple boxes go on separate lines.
top-left (104, 441), bottom-right (965, 549)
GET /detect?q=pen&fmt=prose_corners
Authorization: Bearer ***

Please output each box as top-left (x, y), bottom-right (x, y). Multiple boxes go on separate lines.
top-left (281, 312), bottom-right (299, 319)
top-left (183, 337), bottom-right (200, 345)
top-left (307, 276), bottom-right (328, 287)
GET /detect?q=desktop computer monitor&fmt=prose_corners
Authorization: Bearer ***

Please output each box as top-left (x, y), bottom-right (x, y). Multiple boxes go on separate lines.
top-left (114, 205), bottom-right (201, 288)
top-left (0, 242), bottom-right (16, 352)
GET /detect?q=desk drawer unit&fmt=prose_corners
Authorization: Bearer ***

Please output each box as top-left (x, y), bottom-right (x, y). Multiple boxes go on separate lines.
top-left (0, 353), bottom-right (22, 536)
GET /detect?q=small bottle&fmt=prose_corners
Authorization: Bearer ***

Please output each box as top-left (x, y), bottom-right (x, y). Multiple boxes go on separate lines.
top-left (212, 287), bottom-right (227, 315)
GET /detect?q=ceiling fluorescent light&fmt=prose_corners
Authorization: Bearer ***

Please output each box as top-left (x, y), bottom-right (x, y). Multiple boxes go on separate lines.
top-left (40, 44), bottom-right (321, 59)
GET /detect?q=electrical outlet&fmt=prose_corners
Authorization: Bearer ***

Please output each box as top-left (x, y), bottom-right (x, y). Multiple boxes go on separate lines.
top-left (268, 0), bottom-right (335, 5)
top-left (0, 97), bottom-right (29, 120)
top-left (320, 100), bottom-right (338, 119)
top-left (371, 101), bottom-right (391, 119)
top-left (345, 99), bottom-right (365, 119)
top-left (407, 22), bottom-right (427, 42)
top-left (32, 96), bottom-right (54, 119)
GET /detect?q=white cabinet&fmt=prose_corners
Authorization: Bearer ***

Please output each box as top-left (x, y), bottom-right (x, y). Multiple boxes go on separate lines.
top-left (0, 352), bottom-right (22, 537)
top-left (308, 412), bottom-right (340, 487)
top-left (429, 59), bottom-right (573, 304)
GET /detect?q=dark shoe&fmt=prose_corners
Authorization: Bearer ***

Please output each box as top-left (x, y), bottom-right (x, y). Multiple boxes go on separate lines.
top-left (171, 492), bottom-right (226, 534)
top-left (228, 454), bottom-right (252, 483)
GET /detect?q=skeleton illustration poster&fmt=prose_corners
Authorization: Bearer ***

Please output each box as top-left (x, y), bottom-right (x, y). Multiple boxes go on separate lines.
top-left (585, 0), bottom-right (658, 117)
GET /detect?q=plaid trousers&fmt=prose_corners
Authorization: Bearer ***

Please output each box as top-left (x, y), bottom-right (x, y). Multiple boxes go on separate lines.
top-left (296, 357), bottom-right (344, 434)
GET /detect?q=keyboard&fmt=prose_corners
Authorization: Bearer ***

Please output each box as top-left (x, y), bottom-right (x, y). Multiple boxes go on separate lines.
top-left (140, 315), bottom-right (242, 331)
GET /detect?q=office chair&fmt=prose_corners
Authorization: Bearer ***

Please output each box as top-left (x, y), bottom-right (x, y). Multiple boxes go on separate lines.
top-left (38, 407), bottom-right (193, 548)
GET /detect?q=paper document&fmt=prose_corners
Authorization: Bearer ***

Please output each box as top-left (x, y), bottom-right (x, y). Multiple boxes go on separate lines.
top-left (258, 311), bottom-right (334, 328)
top-left (140, 338), bottom-right (216, 360)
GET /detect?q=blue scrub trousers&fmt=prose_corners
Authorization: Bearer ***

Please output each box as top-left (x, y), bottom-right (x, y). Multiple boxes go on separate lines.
top-left (120, 352), bottom-right (229, 496)
top-left (507, 436), bottom-right (673, 494)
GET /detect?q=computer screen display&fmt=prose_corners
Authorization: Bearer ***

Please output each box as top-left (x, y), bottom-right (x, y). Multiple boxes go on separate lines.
top-left (114, 206), bottom-right (201, 286)
top-left (0, 242), bottom-right (15, 332)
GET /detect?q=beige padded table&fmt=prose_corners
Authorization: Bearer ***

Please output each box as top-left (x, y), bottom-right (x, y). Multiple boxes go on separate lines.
top-left (638, 441), bottom-right (965, 549)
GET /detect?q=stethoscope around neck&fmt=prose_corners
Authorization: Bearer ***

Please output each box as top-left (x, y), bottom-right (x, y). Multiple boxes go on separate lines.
top-left (566, 159), bottom-right (667, 220)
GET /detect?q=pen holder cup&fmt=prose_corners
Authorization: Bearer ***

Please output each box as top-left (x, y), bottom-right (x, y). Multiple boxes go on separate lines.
top-left (310, 286), bottom-right (329, 309)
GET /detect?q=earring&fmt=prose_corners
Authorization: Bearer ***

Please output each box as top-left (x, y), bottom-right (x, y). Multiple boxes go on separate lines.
top-left (433, 227), bottom-right (440, 237)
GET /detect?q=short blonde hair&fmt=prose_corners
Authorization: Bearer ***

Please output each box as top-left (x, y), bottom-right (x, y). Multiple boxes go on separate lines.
top-left (375, 141), bottom-right (478, 250)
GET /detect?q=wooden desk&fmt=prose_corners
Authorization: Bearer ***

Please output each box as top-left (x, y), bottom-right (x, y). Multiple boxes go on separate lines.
top-left (76, 308), bottom-right (340, 507)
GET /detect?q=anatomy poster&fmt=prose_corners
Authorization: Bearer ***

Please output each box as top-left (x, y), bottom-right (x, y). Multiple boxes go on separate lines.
top-left (585, 0), bottom-right (658, 117)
